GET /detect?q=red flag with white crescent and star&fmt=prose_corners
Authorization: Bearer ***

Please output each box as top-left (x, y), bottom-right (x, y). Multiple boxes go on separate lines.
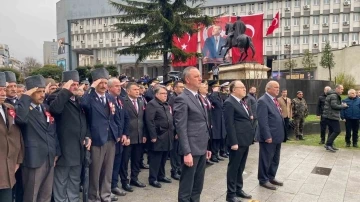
top-left (266, 12), bottom-right (280, 36)
top-left (231, 14), bottom-right (264, 64)
top-left (172, 33), bottom-right (198, 67)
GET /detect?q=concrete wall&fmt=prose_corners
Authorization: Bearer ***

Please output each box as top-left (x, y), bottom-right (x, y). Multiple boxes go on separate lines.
top-left (272, 45), bottom-right (360, 85)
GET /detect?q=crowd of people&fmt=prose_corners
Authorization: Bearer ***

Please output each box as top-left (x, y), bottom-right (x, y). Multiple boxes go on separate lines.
top-left (0, 66), bottom-right (351, 202)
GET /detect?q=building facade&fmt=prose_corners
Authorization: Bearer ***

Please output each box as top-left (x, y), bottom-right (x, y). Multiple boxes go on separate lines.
top-left (43, 39), bottom-right (58, 65)
top-left (56, 0), bottom-right (360, 77)
top-left (0, 44), bottom-right (10, 67)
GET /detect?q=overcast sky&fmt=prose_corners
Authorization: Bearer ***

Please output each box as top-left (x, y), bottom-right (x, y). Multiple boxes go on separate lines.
top-left (0, 0), bottom-right (58, 64)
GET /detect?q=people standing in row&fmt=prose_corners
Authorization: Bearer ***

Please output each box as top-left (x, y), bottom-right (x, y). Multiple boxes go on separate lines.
top-left (291, 91), bottom-right (308, 140)
top-left (16, 75), bottom-right (61, 202)
top-left (0, 72), bottom-right (24, 202)
top-left (223, 80), bottom-right (254, 202)
top-left (340, 89), bottom-right (360, 147)
top-left (316, 86), bottom-right (332, 144)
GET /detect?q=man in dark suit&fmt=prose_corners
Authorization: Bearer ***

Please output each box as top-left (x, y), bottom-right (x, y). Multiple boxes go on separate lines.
top-left (81, 68), bottom-right (122, 202)
top-left (202, 25), bottom-right (227, 63)
top-left (15, 75), bottom-right (61, 202)
top-left (4, 71), bottom-right (18, 105)
top-left (0, 72), bottom-right (24, 202)
top-left (107, 77), bottom-right (129, 197)
top-left (120, 82), bottom-right (147, 192)
top-left (223, 80), bottom-right (254, 202)
top-left (256, 81), bottom-right (285, 190)
top-left (168, 80), bottom-right (184, 180)
top-left (174, 66), bottom-right (211, 202)
top-left (47, 70), bottom-right (91, 202)
top-left (119, 75), bottom-right (129, 98)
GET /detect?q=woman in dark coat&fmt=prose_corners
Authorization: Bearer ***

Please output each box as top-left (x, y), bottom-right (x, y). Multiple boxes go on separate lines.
top-left (145, 85), bottom-right (174, 188)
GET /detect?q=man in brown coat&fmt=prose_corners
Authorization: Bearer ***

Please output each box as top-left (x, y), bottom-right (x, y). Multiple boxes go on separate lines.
top-left (0, 72), bottom-right (24, 202)
top-left (277, 89), bottom-right (292, 140)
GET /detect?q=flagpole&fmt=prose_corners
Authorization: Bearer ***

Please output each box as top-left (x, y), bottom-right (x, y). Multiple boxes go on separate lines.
top-left (278, 11), bottom-right (281, 77)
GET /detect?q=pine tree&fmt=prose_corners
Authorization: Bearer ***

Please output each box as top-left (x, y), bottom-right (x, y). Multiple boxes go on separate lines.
top-left (320, 41), bottom-right (335, 81)
top-left (302, 49), bottom-right (317, 71)
top-left (110, 0), bottom-right (215, 78)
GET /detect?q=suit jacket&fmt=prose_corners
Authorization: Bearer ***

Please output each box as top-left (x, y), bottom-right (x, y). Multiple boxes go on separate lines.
top-left (168, 93), bottom-right (178, 136)
top-left (277, 97), bottom-right (292, 119)
top-left (208, 92), bottom-right (226, 140)
top-left (245, 93), bottom-right (257, 119)
top-left (114, 95), bottom-right (129, 154)
top-left (123, 96), bottom-right (147, 145)
top-left (48, 88), bottom-right (90, 167)
top-left (145, 98), bottom-right (174, 151)
top-left (81, 88), bottom-right (122, 147)
top-left (144, 86), bottom-right (155, 102)
top-left (5, 97), bottom-right (18, 106)
top-left (0, 103), bottom-right (24, 189)
top-left (202, 36), bottom-right (227, 59)
top-left (255, 94), bottom-right (286, 144)
top-left (223, 96), bottom-right (254, 147)
top-left (120, 88), bottom-right (127, 98)
top-left (15, 95), bottom-right (61, 168)
top-left (174, 88), bottom-right (210, 156)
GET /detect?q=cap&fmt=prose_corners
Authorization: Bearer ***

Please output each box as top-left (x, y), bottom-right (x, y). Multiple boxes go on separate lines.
top-left (4, 71), bottom-right (16, 83)
top-left (81, 80), bottom-right (90, 85)
top-left (25, 75), bottom-right (46, 90)
top-left (62, 70), bottom-right (80, 82)
top-left (91, 68), bottom-right (109, 81)
top-left (148, 78), bottom-right (160, 84)
top-left (163, 80), bottom-right (174, 86)
top-left (220, 82), bottom-right (230, 87)
top-left (208, 80), bottom-right (220, 87)
top-left (0, 72), bottom-right (6, 87)
top-left (119, 75), bottom-right (129, 83)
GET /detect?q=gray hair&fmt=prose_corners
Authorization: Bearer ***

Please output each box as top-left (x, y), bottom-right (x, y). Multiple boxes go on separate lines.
top-left (265, 81), bottom-right (279, 92)
top-left (348, 89), bottom-right (356, 95)
top-left (324, 86), bottom-right (331, 92)
top-left (182, 66), bottom-right (198, 83)
top-left (154, 85), bottom-right (167, 94)
top-left (108, 77), bottom-right (120, 87)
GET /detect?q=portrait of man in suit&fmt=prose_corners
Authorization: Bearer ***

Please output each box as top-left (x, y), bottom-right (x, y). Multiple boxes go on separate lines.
top-left (202, 25), bottom-right (228, 64)
top-left (58, 38), bottom-right (65, 55)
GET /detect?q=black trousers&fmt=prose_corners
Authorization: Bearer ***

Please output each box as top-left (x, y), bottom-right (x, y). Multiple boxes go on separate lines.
top-left (227, 146), bottom-right (249, 198)
top-left (345, 119), bottom-right (359, 144)
top-left (258, 143), bottom-right (281, 184)
top-left (140, 143), bottom-right (149, 164)
top-left (120, 144), bottom-right (142, 184)
top-left (220, 138), bottom-right (228, 155)
top-left (0, 188), bottom-right (13, 202)
top-left (320, 116), bottom-right (331, 142)
top-left (148, 150), bottom-right (168, 183)
top-left (325, 118), bottom-right (341, 146)
top-left (111, 149), bottom-right (123, 189)
top-left (170, 139), bottom-right (181, 174)
top-left (213, 75), bottom-right (219, 80)
top-left (12, 168), bottom-right (23, 202)
top-left (211, 139), bottom-right (221, 157)
top-left (283, 118), bottom-right (290, 139)
top-left (178, 154), bottom-right (206, 202)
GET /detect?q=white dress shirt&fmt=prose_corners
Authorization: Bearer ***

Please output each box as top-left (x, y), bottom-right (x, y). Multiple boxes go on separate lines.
top-left (231, 94), bottom-right (249, 116)
top-left (0, 105), bottom-right (6, 124)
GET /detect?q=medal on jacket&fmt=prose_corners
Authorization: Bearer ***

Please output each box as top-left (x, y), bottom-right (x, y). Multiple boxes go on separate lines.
top-left (45, 111), bottom-right (51, 123)
top-left (8, 109), bottom-right (15, 124)
top-left (169, 106), bottom-right (172, 114)
top-left (117, 98), bottom-right (123, 109)
top-left (109, 102), bottom-right (116, 115)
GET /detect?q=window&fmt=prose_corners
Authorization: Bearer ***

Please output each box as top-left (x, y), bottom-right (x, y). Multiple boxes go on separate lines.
top-left (112, 33), bottom-right (116, 39)
top-left (81, 35), bottom-right (85, 40)
top-left (258, 3), bottom-right (263, 11)
top-left (105, 33), bottom-right (109, 39)
top-left (313, 35), bottom-right (319, 43)
top-left (104, 18), bottom-right (108, 24)
top-left (284, 18), bottom-right (290, 26)
top-left (109, 50), bottom-right (113, 58)
top-left (293, 37), bottom-right (300, 44)
top-left (332, 34), bottom-right (338, 42)
top-left (217, 7), bottom-right (221, 15)
top-left (232, 5), bottom-right (237, 13)
top-left (225, 6), bottom-right (229, 14)
top-left (98, 18), bottom-right (102, 24)
top-left (285, 0), bottom-right (291, 8)
top-left (294, 0), bottom-right (300, 7)
top-left (322, 35), bottom-right (329, 42)
top-left (111, 17), bottom-right (115, 23)
top-left (323, 15), bottom-right (329, 24)
top-left (314, 0), bottom-right (320, 5)
top-left (304, 0), bottom-right (311, 5)
top-left (303, 17), bottom-right (310, 25)
top-left (266, 38), bottom-right (272, 46)
top-left (93, 34), bottom-right (97, 41)
top-left (92, 19), bottom-right (96, 25)
top-left (102, 50), bottom-right (107, 57)
top-left (201, 9), bottom-right (205, 15)
top-left (250, 4), bottom-right (255, 11)
top-left (52, 52), bottom-right (56, 56)
top-left (324, 0), bottom-right (330, 4)
top-left (209, 8), bottom-right (213, 15)
top-left (284, 37), bottom-right (291, 44)
top-left (86, 19), bottom-right (90, 25)
top-left (87, 34), bottom-right (91, 40)
top-left (313, 16), bottom-right (319, 24)
top-left (240, 5), bottom-right (245, 12)
top-left (293, 18), bottom-right (299, 26)
top-left (276, 38), bottom-right (279, 45)
top-left (303, 36), bottom-right (309, 44)
top-left (267, 2), bottom-right (272, 9)
top-left (354, 13), bottom-right (360, 21)
top-left (99, 33), bottom-right (103, 39)
top-left (76, 35), bottom-right (79, 41)
top-left (333, 15), bottom-right (339, 23)
top-left (334, 0), bottom-right (340, 3)
top-left (343, 14), bottom-right (349, 22)
top-left (352, 33), bottom-right (359, 41)
top-left (342, 33), bottom-right (349, 42)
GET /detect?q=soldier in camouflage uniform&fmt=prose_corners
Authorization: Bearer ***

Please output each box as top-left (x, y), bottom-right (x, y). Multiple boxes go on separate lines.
top-left (292, 91), bottom-right (308, 140)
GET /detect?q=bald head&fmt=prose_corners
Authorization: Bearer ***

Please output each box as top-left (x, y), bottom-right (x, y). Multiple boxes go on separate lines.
top-left (265, 81), bottom-right (280, 97)
top-left (107, 78), bottom-right (121, 96)
top-left (348, 89), bottom-right (356, 98)
top-left (324, 86), bottom-right (331, 94)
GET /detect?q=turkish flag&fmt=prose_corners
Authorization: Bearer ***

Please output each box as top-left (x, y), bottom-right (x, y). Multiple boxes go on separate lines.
top-left (231, 14), bottom-right (264, 64)
top-left (172, 33), bottom-right (197, 67)
top-left (266, 12), bottom-right (280, 36)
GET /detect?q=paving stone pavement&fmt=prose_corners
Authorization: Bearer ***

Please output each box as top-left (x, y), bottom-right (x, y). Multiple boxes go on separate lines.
top-left (114, 143), bottom-right (360, 202)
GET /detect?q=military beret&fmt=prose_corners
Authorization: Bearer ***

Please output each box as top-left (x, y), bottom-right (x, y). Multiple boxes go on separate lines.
top-left (0, 72), bottom-right (6, 87)
top-left (91, 68), bottom-right (109, 81)
top-left (25, 75), bottom-right (46, 90)
top-left (4, 71), bottom-right (16, 83)
top-left (62, 70), bottom-right (80, 82)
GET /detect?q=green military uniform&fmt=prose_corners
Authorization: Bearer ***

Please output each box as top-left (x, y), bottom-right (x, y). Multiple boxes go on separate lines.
top-left (292, 97), bottom-right (308, 139)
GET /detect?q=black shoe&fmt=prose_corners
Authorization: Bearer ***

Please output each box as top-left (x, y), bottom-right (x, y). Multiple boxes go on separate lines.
top-left (260, 182), bottom-right (277, 190)
top-left (149, 181), bottom-right (162, 188)
top-left (140, 163), bottom-right (149, 169)
top-left (158, 177), bottom-right (172, 183)
top-left (324, 145), bottom-right (336, 152)
top-left (210, 156), bottom-right (219, 163)
top-left (206, 160), bottom-right (214, 165)
top-left (269, 179), bottom-right (284, 186)
top-left (236, 190), bottom-right (252, 199)
top-left (122, 184), bottom-right (133, 192)
top-left (332, 145), bottom-right (339, 150)
top-left (216, 154), bottom-right (225, 161)
top-left (111, 187), bottom-right (126, 196)
top-left (226, 197), bottom-right (241, 202)
top-left (111, 194), bottom-right (118, 201)
top-left (346, 143), bottom-right (351, 147)
top-left (220, 153), bottom-right (229, 158)
top-left (130, 180), bottom-right (146, 187)
top-left (354, 144), bottom-right (358, 148)
top-left (171, 173), bottom-right (180, 180)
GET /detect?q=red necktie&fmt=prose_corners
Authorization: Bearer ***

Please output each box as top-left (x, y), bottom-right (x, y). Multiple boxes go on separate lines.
top-left (132, 99), bottom-right (138, 113)
top-left (273, 98), bottom-right (282, 114)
